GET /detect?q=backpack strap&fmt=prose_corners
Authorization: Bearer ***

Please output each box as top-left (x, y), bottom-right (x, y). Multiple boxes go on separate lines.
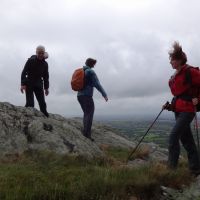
top-left (174, 66), bottom-right (193, 102)
top-left (185, 66), bottom-right (192, 85)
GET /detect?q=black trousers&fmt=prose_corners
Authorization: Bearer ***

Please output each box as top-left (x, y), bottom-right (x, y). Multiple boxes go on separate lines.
top-left (25, 86), bottom-right (49, 117)
top-left (78, 96), bottom-right (94, 138)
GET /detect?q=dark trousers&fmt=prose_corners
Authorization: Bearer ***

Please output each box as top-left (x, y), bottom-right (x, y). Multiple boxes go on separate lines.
top-left (168, 112), bottom-right (200, 171)
top-left (25, 86), bottom-right (49, 117)
top-left (78, 96), bottom-right (94, 138)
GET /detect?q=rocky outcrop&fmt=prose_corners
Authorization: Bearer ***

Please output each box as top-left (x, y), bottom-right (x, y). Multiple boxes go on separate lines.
top-left (0, 102), bottom-right (136, 158)
top-left (161, 175), bottom-right (200, 200)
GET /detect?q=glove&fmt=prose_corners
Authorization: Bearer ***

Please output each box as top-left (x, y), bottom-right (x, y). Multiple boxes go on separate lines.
top-left (163, 103), bottom-right (172, 111)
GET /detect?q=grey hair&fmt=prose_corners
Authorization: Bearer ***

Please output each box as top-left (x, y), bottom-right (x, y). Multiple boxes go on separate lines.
top-left (36, 45), bottom-right (45, 52)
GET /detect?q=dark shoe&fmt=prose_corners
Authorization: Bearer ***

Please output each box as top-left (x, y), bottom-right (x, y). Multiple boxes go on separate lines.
top-left (42, 111), bottom-right (49, 117)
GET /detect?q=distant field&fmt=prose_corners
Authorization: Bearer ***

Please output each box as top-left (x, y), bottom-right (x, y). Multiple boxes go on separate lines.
top-left (99, 119), bottom-right (199, 149)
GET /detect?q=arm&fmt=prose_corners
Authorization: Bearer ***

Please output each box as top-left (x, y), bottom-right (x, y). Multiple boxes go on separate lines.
top-left (189, 68), bottom-right (200, 105)
top-left (43, 63), bottom-right (49, 90)
top-left (20, 59), bottom-right (30, 93)
top-left (91, 70), bottom-right (107, 98)
top-left (21, 59), bottom-right (30, 86)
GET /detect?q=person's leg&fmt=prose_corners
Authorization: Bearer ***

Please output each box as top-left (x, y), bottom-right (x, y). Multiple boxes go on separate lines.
top-left (83, 97), bottom-right (94, 138)
top-left (78, 96), bottom-right (87, 137)
top-left (77, 96), bottom-right (95, 139)
top-left (25, 86), bottom-right (34, 107)
top-left (168, 112), bottom-right (194, 169)
top-left (180, 125), bottom-right (200, 172)
top-left (34, 87), bottom-right (49, 117)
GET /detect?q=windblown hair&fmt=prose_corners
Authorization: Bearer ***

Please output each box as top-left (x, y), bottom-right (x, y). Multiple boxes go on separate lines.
top-left (169, 41), bottom-right (187, 65)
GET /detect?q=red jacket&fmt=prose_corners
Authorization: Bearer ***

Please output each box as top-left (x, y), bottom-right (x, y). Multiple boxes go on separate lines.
top-left (169, 65), bottom-right (200, 112)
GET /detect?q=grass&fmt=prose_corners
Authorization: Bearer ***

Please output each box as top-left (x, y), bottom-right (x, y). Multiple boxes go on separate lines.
top-left (102, 144), bottom-right (151, 162)
top-left (0, 149), bottom-right (195, 200)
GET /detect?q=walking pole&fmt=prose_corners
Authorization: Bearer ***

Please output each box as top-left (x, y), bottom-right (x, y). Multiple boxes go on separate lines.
top-left (126, 101), bottom-right (169, 162)
top-left (194, 110), bottom-right (200, 151)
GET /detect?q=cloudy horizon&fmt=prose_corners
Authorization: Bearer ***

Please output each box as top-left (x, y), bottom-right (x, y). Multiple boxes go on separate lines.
top-left (0, 0), bottom-right (200, 119)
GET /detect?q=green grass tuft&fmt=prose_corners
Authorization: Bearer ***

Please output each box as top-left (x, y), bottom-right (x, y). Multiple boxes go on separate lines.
top-left (0, 149), bottom-right (194, 200)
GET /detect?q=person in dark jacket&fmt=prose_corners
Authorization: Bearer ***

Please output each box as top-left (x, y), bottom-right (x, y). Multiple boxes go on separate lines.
top-left (21, 45), bottom-right (49, 117)
top-left (164, 42), bottom-right (200, 176)
top-left (77, 58), bottom-right (108, 141)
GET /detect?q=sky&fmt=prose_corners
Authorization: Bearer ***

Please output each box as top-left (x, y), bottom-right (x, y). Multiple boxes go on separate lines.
top-left (0, 0), bottom-right (200, 119)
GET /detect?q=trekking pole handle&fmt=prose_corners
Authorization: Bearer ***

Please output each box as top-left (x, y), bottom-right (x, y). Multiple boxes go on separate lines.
top-left (194, 111), bottom-right (200, 151)
top-left (162, 101), bottom-right (170, 110)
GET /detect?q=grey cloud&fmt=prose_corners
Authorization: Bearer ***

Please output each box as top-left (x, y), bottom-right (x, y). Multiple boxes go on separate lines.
top-left (0, 0), bottom-right (199, 117)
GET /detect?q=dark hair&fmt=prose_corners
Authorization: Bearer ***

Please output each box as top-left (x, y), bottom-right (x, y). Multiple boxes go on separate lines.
top-left (85, 58), bottom-right (97, 68)
top-left (169, 41), bottom-right (187, 65)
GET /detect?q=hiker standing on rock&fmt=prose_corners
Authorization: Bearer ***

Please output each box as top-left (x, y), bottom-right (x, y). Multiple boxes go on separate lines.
top-left (163, 42), bottom-right (200, 176)
top-left (21, 45), bottom-right (49, 117)
top-left (71, 58), bottom-right (108, 141)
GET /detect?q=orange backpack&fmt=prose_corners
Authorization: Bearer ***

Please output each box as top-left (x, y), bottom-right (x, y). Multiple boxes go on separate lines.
top-left (71, 68), bottom-right (85, 91)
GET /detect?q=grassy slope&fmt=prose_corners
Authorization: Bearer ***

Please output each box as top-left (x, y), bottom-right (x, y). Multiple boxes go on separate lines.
top-left (0, 148), bottom-right (194, 200)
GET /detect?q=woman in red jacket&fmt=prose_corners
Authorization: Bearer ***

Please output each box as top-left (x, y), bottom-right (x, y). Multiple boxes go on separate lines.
top-left (165, 42), bottom-right (200, 176)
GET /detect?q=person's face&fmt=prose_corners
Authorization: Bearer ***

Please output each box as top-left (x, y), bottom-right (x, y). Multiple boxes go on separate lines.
top-left (170, 59), bottom-right (182, 70)
top-left (36, 50), bottom-right (45, 60)
top-left (92, 62), bottom-right (96, 68)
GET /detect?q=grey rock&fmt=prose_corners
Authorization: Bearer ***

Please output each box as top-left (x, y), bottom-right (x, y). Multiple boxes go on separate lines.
top-left (0, 102), bottom-right (136, 158)
top-left (146, 143), bottom-right (168, 162)
top-left (127, 158), bottom-right (149, 168)
top-left (160, 176), bottom-right (200, 200)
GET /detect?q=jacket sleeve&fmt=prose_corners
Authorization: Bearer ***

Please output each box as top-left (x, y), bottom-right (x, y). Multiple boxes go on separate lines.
top-left (91, 70), bottom-right (107, 98)
top-left (43, 63), bottom-right (49, 89)
top-left (21, 59), bottom-right (30, 86)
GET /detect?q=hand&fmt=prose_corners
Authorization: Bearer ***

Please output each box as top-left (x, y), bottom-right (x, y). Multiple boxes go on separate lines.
top-left (20, 85), bottom-right (26, 93)
top-left (192, 98), bottom-right (198, 106)
top-left (104, 97), bottom-right (108, 102)
top-left (45, 89), bottom-right (49, 96)
top-left (162, 102), bottom-right (171, 110)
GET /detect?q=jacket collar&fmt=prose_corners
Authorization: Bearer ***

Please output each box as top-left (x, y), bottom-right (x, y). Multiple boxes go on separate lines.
top-left (175, 64), bottom-right (188, 75)
top-left (83, 66), bottom-right (90, 70)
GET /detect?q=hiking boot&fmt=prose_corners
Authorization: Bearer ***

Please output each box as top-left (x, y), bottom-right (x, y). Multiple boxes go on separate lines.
top-left (42, 111), bottom-right (49, 117)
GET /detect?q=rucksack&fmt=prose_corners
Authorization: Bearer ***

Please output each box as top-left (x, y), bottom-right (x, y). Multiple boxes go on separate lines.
top-left (71, 68), bottom-right (85, 91)
top-left (185, 66), bottom-right (200, 111)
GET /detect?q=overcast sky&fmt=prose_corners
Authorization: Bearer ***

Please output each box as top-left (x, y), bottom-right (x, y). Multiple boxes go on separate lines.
top-left (0, 0), bottom-right (200, 119)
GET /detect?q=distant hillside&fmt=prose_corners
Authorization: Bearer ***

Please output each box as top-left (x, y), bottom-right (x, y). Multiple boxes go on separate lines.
top-left (99, 119), bottom-right (175, 148)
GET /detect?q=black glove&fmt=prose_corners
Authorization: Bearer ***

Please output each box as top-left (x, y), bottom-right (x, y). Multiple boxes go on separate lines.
top-left (163, 102), bottom-right (172, 111)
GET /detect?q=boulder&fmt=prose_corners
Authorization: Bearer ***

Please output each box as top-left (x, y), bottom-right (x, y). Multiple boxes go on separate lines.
top-left (0, 102), bottom-right (135, 158)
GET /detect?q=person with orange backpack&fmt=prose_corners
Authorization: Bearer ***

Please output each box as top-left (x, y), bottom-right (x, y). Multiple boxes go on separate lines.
top-left (71, 58), bottom-right (108, 141)
top-left (163, 42), bottom-right (200, 176)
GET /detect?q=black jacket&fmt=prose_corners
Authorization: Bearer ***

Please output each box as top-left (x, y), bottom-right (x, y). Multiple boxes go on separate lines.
top-left (21, 55), bottom-right (49, 89)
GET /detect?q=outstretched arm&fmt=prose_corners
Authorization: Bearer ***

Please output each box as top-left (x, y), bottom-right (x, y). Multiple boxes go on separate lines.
top-left (91, 71), bottom-right (108, 100)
